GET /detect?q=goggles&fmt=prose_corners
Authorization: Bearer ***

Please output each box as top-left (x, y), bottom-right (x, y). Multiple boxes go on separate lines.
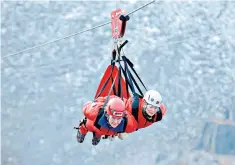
top-left (110, 109), bottom-right (124, 117)
top-left (145, 104), bottom-right (159, 112)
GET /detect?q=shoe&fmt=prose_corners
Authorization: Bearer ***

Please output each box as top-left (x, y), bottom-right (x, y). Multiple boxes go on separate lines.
top-left (118, 133), bottom-right (128, 140)
top-left (92, 136), bottom-right (101, 145)
top-left (77, 130), bottom-right (86, 143)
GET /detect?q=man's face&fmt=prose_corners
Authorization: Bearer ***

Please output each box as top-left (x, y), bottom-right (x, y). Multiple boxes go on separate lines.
top-left (108, 116), bottom-right (123, 128)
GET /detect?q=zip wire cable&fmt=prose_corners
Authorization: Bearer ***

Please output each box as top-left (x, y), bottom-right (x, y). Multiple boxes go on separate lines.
top-left (126, 0), bottom-right (155, 16)
top-left (2, 0), bottom-right (155, 59)
top-left (2, 21), bottom-right (110, 58)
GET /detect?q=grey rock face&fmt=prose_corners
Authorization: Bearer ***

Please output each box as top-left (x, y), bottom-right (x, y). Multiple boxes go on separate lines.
top-left (1, 1), bottom-right (235, 165)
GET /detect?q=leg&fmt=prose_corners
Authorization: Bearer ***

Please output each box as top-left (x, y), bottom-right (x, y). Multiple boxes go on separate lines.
top-left (92, 132), bottom-right (101, 145)
top-left (76, 121), bottom-right (88, 143)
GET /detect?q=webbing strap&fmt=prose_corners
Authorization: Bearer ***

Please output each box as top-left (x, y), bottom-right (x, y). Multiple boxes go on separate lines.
top-left (119, 63), bottom-right (131, 98)
top-left (155, 109), bottom-right (163, 122)
top-left (123, 57), bottom-right (136, 94)
top-left (131, 94), bottom-right (140, 122)
top-left (95, 64), bottom-right (115, 99)
top-left (117, 57), bottom-right (122, 98)
top-left (122, 56), bottom-right (146, 97)
top-left (122, 56), bottom-right (148, 92)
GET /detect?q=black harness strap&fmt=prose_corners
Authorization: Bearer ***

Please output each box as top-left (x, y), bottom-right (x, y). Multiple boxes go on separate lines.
top-left (117, 40), bottom-right (128, 55)
top-left (155, 108), bottom-right (163, 122)
top-left (123, 56), bottom-right (136, 94)
top-left (120, 63), bottom-right (134, 94)
top-left (116, 54), bottom-right (131, 99)
top-left (122, 56), bottom-right (146, 97)
top-left (123, 117), bottom-right (128, 131)
top-left (131, 94), bottom-right (140, 122)
top-left (127, 69), bottom-right (144, 97)
top-left (94, 108), bottom-right (105, 130)
top-left (124, 62), bottom-right (130, 98)
top-left (116, 41), bottom-right (130, 99)
top-left (110, 50), bottom-right (118, 96)
top-left (122, 56), bottom-right (148, 93)
top-left (117, 61), bottom-right (122, 98)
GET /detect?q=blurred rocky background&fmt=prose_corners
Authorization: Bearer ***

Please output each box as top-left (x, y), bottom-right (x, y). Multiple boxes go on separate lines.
top-left (1, 1), bottom-right (235, 165)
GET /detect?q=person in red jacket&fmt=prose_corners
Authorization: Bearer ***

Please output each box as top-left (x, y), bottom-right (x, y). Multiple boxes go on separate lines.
top-left (76, 96), bottom-right (137, 145)
top-left (125, 90), bottom-right (166, 130)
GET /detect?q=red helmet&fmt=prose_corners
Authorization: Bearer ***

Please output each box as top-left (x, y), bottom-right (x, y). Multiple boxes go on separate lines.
top-left (106, 98), bottom-right (125, 119)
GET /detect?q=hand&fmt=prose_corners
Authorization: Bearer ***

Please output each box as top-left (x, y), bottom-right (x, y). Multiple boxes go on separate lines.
top-left (108, 135), bottom-right (115, 141)
top-left (102, 135), bottom-right (116, 141)
top-left (117, 133), bottom-right (128, 140)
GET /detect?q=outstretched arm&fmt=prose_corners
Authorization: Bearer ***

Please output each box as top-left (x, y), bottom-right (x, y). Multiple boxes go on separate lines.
top-left (82, 101), bottom-right (98, 121)
top-left (125, 112), bottom-right (138, 133)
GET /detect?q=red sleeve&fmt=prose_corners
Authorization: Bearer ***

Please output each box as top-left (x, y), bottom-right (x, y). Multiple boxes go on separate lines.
top-left (125, 97), bottom-right (133, 113)
top-left (124, 111), bottom-right (138, 133)
top-left (94, 96), bottom-right (106, 103)
top-left (160, 104), bottom-right (166, 116)
top-left (82, 101), bottom-right (99, 121)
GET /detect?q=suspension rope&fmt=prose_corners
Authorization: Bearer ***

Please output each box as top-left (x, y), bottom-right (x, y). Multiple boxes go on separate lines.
top-left (2, 0), bottom-right (155, 59)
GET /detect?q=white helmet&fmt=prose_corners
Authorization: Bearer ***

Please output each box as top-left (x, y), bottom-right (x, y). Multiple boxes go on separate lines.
top-left (143, 90), bottom-right (162, 107)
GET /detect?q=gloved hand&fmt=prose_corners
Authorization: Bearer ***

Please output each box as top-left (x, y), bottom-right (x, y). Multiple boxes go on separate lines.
top-left (102, 135), bottom-right (116, 141)
top-left (79, 117), bottom-right (87, 127)
top-left (117, 133), bottom-right (128, 140)
top-left (108, 135), bottom-right (115, 141)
